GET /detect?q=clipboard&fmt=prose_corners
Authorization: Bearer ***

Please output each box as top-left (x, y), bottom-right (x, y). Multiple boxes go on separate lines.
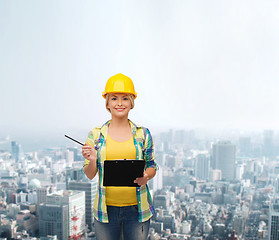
top-left (103, 160), bottom-right (145, 187)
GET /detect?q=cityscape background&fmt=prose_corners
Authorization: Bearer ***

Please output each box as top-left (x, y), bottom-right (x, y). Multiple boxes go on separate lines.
top-left (1, 128), bottom-right (279, 239)
top-left (1, 1), bottom-right (279, 240)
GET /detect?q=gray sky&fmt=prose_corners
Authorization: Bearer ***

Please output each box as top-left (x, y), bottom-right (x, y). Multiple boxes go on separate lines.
top-left (1, 0), bottom-right (279, 145)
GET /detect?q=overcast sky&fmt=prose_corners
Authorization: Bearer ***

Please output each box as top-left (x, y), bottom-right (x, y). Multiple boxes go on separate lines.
top-left (1, 0), bottom-right (279, 148)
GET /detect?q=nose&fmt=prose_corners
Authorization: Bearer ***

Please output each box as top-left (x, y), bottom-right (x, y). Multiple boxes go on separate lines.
top-left (117, 99), bottom-right (122, 106)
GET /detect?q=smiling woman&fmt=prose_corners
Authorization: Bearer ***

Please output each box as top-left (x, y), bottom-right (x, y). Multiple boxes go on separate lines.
top-left (105, 93), bottom-right (135, 113)
top-left (82, 73), bottom-right (158, 240)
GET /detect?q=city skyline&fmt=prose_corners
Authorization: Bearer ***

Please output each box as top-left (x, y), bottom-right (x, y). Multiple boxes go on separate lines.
top-left (1, 0), bottom-right (279, 148)
top-left (1, 118), bottom-right (279, 239)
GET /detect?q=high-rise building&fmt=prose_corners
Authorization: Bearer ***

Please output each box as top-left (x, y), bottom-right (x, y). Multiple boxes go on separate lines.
top-left (174, 130), bottom-right (185, 144)
top-left (0, 214), bottom-right (2, 234)
top-left (268, 201), bottom-right (279, 240)
top-left (65, 150), bottom-right (74, 164)
top-left (173, 130), bottom-right (195, 147)
top-left (37, 187), bottom-right (52, 204)
top-left (151, 163), bottom-right (163, 192)
top-left (263, 130), bottom-right (274, 159)
top-left (46, 190), bottom-right (86, 238)
top-left (239, 137), bottom-right (251, 156)
top-left (66, 167), bottom-right (86, 189)
top-left (209, 169), bottom-right (222, 182)
top-left (67, 147), bottom-right (82, 162)
top-left (67, 180), bottom-right (97, 230)
top-left (232, 215), bottom-right (246, 236)
top-left (11, 141), bottom-right (21, 163)
top-left (38, 190), bottom-right (85, 239)
top-left (194, 154), bottom-right (210, 180)
top-left (212, 141), bottom-right (236, 181)
top-left (235, 164), bottom-right (244, 180)
top-left (38, 203), bottom-right (69, 240)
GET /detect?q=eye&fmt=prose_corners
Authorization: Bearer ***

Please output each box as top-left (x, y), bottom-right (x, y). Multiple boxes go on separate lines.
top-left (123, 97), bottom-right (129, 100)
top-left (111, 97), bottom-right (117, 100)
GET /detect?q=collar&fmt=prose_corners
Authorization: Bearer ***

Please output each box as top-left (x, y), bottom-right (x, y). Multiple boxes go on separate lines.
top-left (100, 119), bottom-right (139, 138)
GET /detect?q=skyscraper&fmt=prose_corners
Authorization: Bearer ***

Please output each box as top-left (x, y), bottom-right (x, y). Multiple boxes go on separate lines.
top-left (11, 141), bottom-right (21, 163)
top-left (238, 137), bottom-right (251, 156)
top-left (37, 187), bottom-right (52, 204)
top-left (195, 154), bottom-right (210, 180)
top-left (263, 130), bottom-right (274, 159)
top-left (67, 180), bottom-right (97, 231)
top-left (38, 203), bottom-right (69, 240)
top-left (268, 201), bottom-right (279, 240)
top-left (46, 190), bottom-right (86, 238)
top-left (209, 169), bottom-right (222, 182)
top-left (212, 141), bottom-right (236, 181)
top-left (38, 190), bottom-right (85, 239)
top-left (151, 163), bottom-right (163, 192)
top-left (65, 167), bottom-right (86, 189)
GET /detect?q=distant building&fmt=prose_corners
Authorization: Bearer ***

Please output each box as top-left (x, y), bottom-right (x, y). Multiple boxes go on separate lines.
top-left (263, 130), bottom-right (274, 159)
top-left (194, 154), bottom-right (210, 180)
top-left (151, 163), bottom-right (163, 192)
top-left (212, 141), bottom-right (236, 181)
top-left (0, 215), bottom-right (2, 236)
top-left (65, 167), bottom-right (86, 189)
top-left (209, 169), bottom-right (222, 182)
top-left (37, 190), bottom-right (85, 239)
top-left (235, 164), bottom-right (244, 180)
top-left (16, 209), bottom-right (38, 236)
top-left (45, 190), bottom-right (86, 238)
top-left (174, 130), bottom-right (186, 145)
top-left (67, 147), bottom-right (82, 162)
top-left (67, 180), bottom-right (97, 231)
top-left (150, 222), bottom-right (164, 233)
top-left (38, 203), bottom-right (69, 240)
top-left (11, 141), bottom-right (21, 163)
top-left (181, 220), bottom-right (191, 234)
top-left (232, 215), bottom-right (246, 236)
top-left (154, 195), bottom-right (168, 209)
top-left (156, 215), bottom-right (175, 233)
top-left (239, 137), bottom-right (251, 156)
top-left (65, 150), bottom-right (74, 164)
top-left (37, 187), bottom-right (52, 204)
top-left (29, 178), bottom-right (41, 190)
top-left (173, 130), bottom-right (195, 148)
top-left (268, 201), bottom-right (279, 240)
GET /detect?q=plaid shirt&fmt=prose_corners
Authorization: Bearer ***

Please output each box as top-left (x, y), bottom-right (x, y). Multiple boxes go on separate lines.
top-left (83, 120), bottom-right (158, 223)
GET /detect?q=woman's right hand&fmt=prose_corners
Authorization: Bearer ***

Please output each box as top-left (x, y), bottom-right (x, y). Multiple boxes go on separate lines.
top-left (82, 143), bottom-right (97, 163)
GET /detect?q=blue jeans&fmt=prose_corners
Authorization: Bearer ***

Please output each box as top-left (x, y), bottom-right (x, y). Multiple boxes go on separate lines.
top-left (94, 205), bottom-right (150, 240)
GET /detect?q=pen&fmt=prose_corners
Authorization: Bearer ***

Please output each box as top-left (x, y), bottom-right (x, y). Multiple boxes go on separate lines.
top-left (65, 135), bottom-right (99, 150)
top-left (65, 135), bottom-right (84, 146)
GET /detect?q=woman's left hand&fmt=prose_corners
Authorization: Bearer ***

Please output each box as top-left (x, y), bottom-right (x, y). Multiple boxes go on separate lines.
top-left (134, 173), bottom-right (149, 186)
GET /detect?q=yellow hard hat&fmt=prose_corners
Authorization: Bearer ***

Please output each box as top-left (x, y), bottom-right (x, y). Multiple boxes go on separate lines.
top-left (102, 73), bottom-right (137, 99)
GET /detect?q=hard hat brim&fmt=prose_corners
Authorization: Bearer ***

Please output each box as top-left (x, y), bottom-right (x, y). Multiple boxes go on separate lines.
top-left (102, 91), bottom-right (137, 99)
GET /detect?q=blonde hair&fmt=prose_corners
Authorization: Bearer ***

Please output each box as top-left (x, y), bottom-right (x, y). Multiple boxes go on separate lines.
top-left (105, 94), bottom-right (135, 112)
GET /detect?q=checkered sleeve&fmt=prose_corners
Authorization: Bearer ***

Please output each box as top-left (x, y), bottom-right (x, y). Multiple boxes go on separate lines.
top-left (83, 130), bottom-right (95, 167)
top-left (143, 128), bottom-right (158, 170)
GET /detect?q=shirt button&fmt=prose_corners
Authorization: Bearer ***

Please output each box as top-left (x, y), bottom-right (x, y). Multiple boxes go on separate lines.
top-left (139, 201), bottom-right (141, 203)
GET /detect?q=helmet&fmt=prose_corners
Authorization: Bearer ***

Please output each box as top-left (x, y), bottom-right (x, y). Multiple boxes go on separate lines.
top-left (102, 73), bottom-right (137, 99)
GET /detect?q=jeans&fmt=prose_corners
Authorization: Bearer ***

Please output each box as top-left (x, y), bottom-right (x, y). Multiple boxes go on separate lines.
top-left (94, 205), bottom-right (150, 240)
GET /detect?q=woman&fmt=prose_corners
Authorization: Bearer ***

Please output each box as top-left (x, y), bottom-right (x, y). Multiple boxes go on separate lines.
top-left (82, 73), bottom-right (158, 240)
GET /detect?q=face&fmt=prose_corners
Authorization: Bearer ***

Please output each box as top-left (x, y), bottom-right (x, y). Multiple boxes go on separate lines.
top-left (107, 93), bottom-right (132, 118)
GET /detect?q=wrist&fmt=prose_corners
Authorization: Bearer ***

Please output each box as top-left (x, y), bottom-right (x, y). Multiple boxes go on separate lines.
top-left (144, 172), bottom-right (149, 181)
top-left (88, 157), bottom-right (96, 164)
